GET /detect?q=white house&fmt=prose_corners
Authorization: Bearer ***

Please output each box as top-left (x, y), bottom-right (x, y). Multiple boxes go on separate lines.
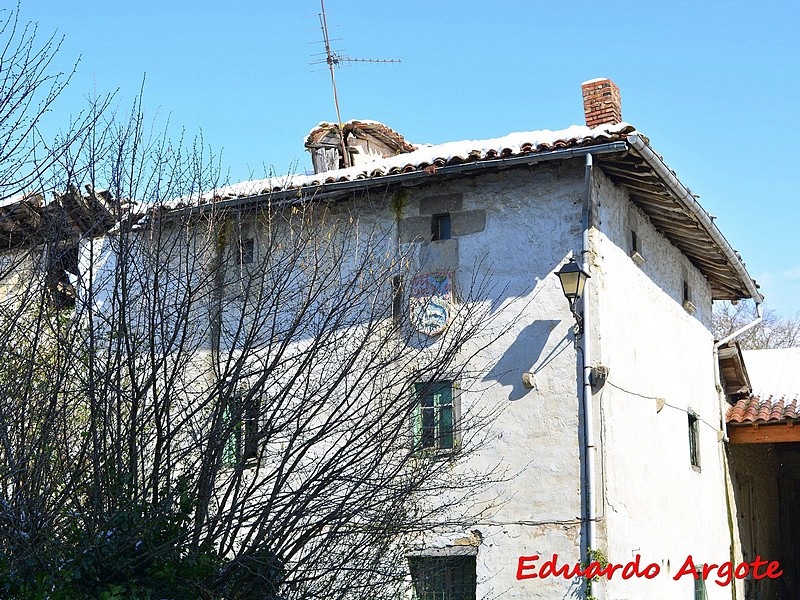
top-left (0, 79), bottom-right (783, 599)
top-left (145, 78), bottom-right (765, 599)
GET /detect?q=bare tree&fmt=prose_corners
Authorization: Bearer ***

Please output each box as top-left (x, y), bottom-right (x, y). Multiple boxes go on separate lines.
top-left (0, 87), bottom-right (514, 598)
top-left (713, 300), bottom-right (800, 350)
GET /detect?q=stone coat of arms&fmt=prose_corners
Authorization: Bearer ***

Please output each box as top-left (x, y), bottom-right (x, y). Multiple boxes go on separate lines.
top-left (409, 272), bottom-right (454, 336)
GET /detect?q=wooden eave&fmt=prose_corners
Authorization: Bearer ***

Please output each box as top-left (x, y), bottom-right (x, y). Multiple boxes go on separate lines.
top-left (597, 152), bottom-right (754, 300)
top-left (728, 421), bottom-right (800, 444)
top-left (717, 341), bottom-right (752, 397)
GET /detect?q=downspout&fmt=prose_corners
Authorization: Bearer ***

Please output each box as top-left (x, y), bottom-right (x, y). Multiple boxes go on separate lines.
top-left (714, 301), bottom-right (762, 443)
top-left (581, 153), bottom-right (597, 568)
top-left (715, 302), bottom-right (763, 349)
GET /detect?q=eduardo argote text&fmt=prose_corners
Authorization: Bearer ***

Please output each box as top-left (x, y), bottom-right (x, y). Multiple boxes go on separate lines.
top-left (516, 553), bottom-right (782, 586)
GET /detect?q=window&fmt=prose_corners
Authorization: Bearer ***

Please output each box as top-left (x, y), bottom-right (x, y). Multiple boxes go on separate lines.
top-left (408, 556), bottom-right (476, 600)
top-left (238, 237), bottom-right (255, 264)
top-left (222, 399), bottom-right (241, 467)
top-left (628, 209), bottom-right (644, 266)
top-left (694, 565), bottom-right (708, 599)
top-left (681, 266), bottom-right (696, 313)
top-left (431, 213), bottom-right (451, 241)
top-left (688, 411), bottom-right (700, 470)
top-left (414, 381), bottom-right (455, 451)
top-left (222, 391), bottom-right (259, 467)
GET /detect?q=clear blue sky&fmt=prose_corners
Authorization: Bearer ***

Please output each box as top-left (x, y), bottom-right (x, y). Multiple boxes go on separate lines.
top-left (16, 1), bottom-right (800, 317)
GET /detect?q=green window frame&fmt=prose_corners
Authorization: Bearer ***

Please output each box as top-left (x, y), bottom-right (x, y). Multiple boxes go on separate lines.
top-left (414, 381), bottom-right (455, 451)
top-left (222, 390), bottom-right (259, 467)
top-left (222, 399), bottom-right (242, 467)
top-left (408, 556), bottom-right (476, 600)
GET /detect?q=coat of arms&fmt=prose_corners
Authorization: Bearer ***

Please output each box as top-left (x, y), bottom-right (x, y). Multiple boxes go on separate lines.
top-left (409, 272), bottom-right (454, 336)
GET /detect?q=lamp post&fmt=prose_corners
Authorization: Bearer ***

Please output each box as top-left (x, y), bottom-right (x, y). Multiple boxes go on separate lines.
top-left (556, 258), bottom-right (590, 338)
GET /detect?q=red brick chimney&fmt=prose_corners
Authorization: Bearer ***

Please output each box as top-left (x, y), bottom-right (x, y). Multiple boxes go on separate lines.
top-left (581, 78), bottom-right (622, 128)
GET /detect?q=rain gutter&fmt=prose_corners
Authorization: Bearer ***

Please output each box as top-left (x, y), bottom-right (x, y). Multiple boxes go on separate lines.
top-left (173, 142), bottom-right (629, 217)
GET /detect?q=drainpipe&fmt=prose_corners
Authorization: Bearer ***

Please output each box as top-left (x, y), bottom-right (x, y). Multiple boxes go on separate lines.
top-left (714, 302), bottom-right (763, 349)
top-left (581, 153), bottom-right (597, 568)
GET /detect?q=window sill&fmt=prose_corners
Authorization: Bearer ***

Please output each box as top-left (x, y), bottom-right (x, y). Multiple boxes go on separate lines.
top-left (630, 251), bottom-right (645, 267)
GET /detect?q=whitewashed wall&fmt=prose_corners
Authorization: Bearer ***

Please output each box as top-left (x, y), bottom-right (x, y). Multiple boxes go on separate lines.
top-left (397, 164), bottom-right (590, 599)
top-left (590, 168), bottom-right (732, 600)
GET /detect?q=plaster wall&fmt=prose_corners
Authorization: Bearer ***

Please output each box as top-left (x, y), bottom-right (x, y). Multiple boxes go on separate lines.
top-left (590, 168), bottom-right (732, 599)
top-left (397, 163), bottom-right (591, 599)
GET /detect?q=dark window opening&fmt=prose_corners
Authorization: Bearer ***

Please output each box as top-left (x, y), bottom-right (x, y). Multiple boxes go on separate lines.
top-left (409, 556), bottom-right (476, 600)
top-left (392, 275), bottom-right (403, 325)
top-left (432, 213), bottom-right (451, 241)
top-left (48, 245), bottom-right (79, 309)
top-left (688, 411), bottom-right (700, 470)
top-left (239, 238), bottom-right (255, 264)
top-left (414, 381), bottom-right (455, 451)
top-left (243, 392), bottom-right (260, 460)
top-left (683, 280), bottom-right (690, 304)
top-left (630, 229), bottom-right (638, 254)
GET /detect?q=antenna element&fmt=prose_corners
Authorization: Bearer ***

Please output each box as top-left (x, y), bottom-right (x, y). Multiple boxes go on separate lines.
top-left (314, 0), bottom-right (400, 168)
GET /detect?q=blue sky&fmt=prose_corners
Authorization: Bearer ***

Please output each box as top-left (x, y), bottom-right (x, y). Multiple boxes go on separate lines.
top-left (15, 1), bottom-right (800, 317)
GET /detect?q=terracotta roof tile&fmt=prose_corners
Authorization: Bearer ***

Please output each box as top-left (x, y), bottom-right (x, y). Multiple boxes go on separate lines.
top-left (727, 395), bottom-right (800, 425)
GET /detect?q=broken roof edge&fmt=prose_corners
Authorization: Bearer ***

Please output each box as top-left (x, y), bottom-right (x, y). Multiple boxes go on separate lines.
top-left (625, 134), bottom-right (763, 303)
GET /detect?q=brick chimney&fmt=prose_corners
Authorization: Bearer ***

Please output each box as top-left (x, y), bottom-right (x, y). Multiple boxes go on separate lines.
top-left (581, 78), bottom-right (622, 128)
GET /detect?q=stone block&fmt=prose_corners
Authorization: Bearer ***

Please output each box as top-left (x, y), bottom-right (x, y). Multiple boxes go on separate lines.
top-left (419, 193), bottom-right (463, 215)
top-left (419, 238), bottom-right (458, 272)
top-left (399, 216), bottom-right (432, 243)
top-left (451, 209), bottom-right (486, 237)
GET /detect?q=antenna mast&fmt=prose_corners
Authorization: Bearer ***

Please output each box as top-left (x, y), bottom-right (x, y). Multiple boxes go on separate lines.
top-left (315, 0), bottom-right (400, 169)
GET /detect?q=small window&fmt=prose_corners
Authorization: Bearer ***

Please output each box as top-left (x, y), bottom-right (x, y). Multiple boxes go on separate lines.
top-left (682, 269), bottom-right (696, 313)
top-left (408, 556), bottom-right (476, 600)
top-left (431, 213), bottom-right (451, 241)
top-left (630, 229), bottom-right (638, 254)
top-left (414, 381), bottom-right (455, 451)
top-left (243, 392), bottom-right (260, 460)
top-left (238, 237), bottom-right (255, 264)
top-left (688, 411), bottom-right (700, 470)
top-left (694, 565), bottom-right (708, 599)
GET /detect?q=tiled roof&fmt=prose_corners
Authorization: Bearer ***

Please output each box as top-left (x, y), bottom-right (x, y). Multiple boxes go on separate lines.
top-left (727, 395), bottom-right (800, 425)
top-left (305, 120), bottom-right (416, 154)
top-left (183, 122), bottom-right (637, 203)
top-left (147, 120), bottom-right (760, 301)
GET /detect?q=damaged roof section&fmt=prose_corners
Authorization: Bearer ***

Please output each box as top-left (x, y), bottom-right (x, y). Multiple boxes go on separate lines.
top-left (0, 186), bottom-right (120, 251)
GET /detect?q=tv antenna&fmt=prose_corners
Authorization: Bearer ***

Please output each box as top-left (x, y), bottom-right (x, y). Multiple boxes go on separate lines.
top-left (311, 0), bottom-right (400, 167)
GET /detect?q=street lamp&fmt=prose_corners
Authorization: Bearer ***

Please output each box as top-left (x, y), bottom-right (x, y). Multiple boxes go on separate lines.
top-left (555, 257), bottom-right (590, 338)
